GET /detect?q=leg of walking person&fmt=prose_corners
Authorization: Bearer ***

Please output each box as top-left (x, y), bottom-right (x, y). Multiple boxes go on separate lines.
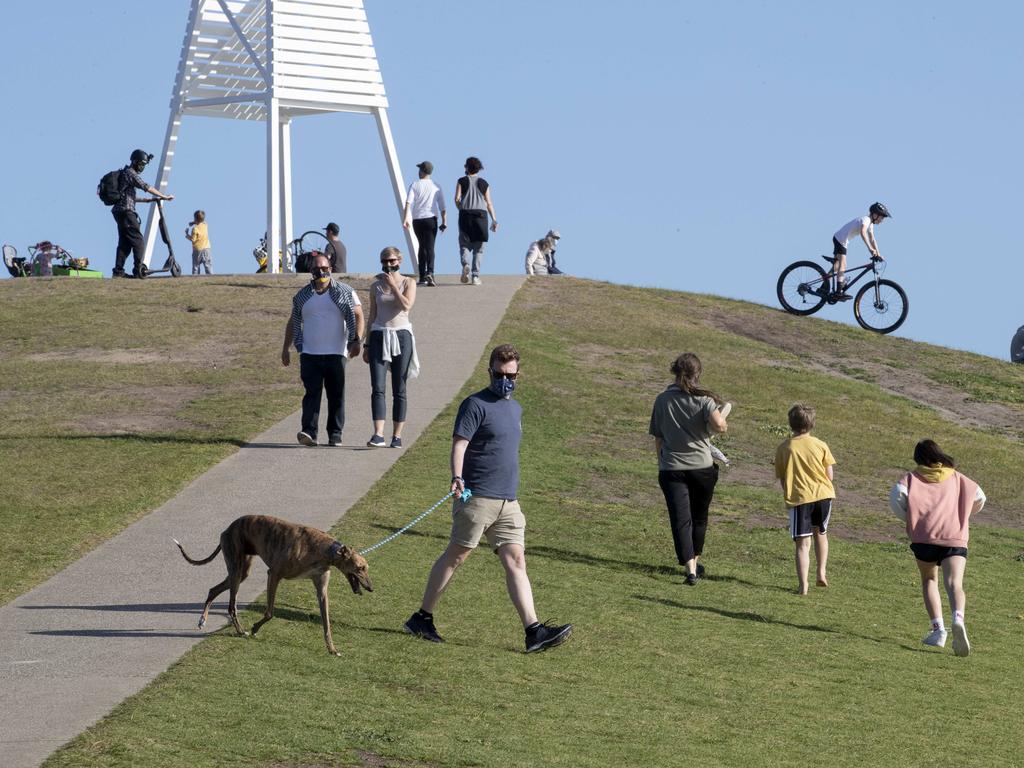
top-left (124, 211), bottom-right (146, 276)
top-left (942, 555), bottom-right (970, 655)
top-left (685, 464), bottom-right (719, 576)
top-left (420, 542), bottom-right (474, 613)
top-left (812, 526), bottom-right (829, 586)
top-left (658, 471), bottom-right (695, 574)
top-left (299, 354), bottom-right (325, 441)
top-left (794, 537), bottom-right (811, 595)
top-left (497, 543), bottom-right (538, 628)
top-left (389, 330), bottom-right (413, 440)
top-left (471, 243), bottom-right (484, 281)
top-left (368, 330), bottom-right (388, 440)
top-left (323, 354), bottom-right (346, 443)
top-left (413, 217), bottom-right (437, 283)
top-left (916, 559), bottom-right (944, 624)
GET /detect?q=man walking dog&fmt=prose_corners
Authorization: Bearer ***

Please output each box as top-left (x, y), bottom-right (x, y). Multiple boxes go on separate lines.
top-left (404, 344), bottom-right (573, 653)
top-left (282, 252), bottom-right (363, 446)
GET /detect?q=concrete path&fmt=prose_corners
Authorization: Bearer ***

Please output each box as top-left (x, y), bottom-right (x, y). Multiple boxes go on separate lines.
top-left (0, 275), bottom-right (525, 768)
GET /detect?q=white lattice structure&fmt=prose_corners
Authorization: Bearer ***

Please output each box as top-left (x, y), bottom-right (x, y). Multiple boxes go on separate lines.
top-left (143, 0), bottom-right (417, 272)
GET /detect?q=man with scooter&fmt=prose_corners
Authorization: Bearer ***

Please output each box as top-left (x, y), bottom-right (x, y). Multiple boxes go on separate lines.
top-left (111, 150), bottom-right (173, 278)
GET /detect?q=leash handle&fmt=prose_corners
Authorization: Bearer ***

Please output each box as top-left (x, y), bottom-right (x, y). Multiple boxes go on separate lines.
top-left (358, 488), bottom-right (472, 556)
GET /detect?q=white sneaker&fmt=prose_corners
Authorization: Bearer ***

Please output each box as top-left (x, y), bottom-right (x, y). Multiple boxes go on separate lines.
top-left (472, 276), bottom-right (481, 286)
top-left (460, 264), bottom-right (470, 284)
top-left (719, 402), bottom-right (732, 419)
top-left (922, 628), bottom-right (947, 648)
top-left (951, 622), bottom-right (970, 657)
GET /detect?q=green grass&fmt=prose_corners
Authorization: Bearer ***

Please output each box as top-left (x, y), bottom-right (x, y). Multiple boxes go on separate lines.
top-left (0, 274), bottom-right (371, 604)
top-left (34, 277), bottom-right (1024, 767)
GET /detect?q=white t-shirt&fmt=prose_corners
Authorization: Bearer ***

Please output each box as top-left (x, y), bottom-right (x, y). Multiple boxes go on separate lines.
top-left (834, 216), bottom-right (871, 246)
top-left (406, 178), bottom-right (445, 221)
top-left (301, 289), bottom-right (361, 356)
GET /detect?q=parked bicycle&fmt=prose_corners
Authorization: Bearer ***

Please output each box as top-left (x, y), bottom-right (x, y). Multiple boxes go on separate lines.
top-left (776, 255), bottom-right (909, 334)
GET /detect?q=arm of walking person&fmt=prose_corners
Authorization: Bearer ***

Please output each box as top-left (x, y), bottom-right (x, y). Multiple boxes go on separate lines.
top-left (708, 409), bottom-right (727, 434)
top-left (889, 482), bottom-right (908, 521)
top-left (972, 486), bottom-right (986, 515)
top-left (484, 187), bottom-right (498, 232)
top-left (281, 317), bottom-right (294, 366)
top-left (450, 437), bottom-right (469, 494)
top-left (383, 272), bottom-right (416, 312)
top-left (347, 303), bottom-right (364, 359)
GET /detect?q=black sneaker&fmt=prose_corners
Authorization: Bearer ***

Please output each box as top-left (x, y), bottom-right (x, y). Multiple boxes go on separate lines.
top-left (696, 563), bottom-right (706, 577)
top-left (685, 573), bottom-right (699, 586)
top-left (404, 612), bottom-right (444, 643)
top-left (525, 620), bottom-right (572, 653)
top-left (426, 274), bottom-right (436, 287)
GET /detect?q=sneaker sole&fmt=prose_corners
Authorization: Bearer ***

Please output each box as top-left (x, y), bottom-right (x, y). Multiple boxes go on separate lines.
top-left (297, 433), bottom-right (317, 447)
top-left (367, 440), bottom-right (386, 448)
top-left (952, 623), bottom-right (970, 656)
top-left (403, 622), bottom-right (444, 643)
top-left (460, 266), bottom-right (470, 284)
top-left (526, 625), bottom-right (572, 653)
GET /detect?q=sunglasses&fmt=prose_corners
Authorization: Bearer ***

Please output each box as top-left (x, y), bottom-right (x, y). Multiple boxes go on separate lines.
top-left (490, 369), bottom-right (519, 381)
top-left (313, 267), bottom-right (331, 276)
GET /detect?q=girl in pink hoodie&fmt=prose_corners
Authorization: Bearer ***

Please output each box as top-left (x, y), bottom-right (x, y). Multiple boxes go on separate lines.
top-left (889, 439), bottom-right (986, 657)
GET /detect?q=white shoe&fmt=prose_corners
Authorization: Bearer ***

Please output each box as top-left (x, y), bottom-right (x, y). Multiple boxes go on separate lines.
top-left (460, 264), bottom-right (470, 284)
top-left (472, 276), bottom-right (481, 286)
top-left (922, 628), bottom-right (947, 648)
top-left (951, 622), bottom-right (970, 657)
top-left (719, 402), bottom-right (732, 419)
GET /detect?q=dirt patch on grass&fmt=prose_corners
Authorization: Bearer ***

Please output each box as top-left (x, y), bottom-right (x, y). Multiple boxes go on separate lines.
top-left (64, 385), bottom-right (205, 435)
top-left (702, 308), bottom-right (1024, 438)
top-left (27, 338), bottom-right (236, 366)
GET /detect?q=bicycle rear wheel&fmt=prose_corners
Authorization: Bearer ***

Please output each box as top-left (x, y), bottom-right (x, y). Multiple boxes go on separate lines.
top-left (853, 278), bottom-right (908, 334)
top-left (777, 260), bottom-right (828, 315)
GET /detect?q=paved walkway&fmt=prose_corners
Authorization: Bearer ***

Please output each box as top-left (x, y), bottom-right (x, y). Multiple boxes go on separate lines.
top-left (0, 275), bottom-right (525, 768)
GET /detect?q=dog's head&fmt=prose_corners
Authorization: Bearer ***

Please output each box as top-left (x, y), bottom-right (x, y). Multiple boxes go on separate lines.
top-left (333, 544), bottom-right (373, 595)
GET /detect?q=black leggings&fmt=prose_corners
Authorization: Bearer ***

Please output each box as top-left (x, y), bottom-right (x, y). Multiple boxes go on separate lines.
top-left (412, 217), bottom-right (437, 280)
top-left (368, 329), bottom-right (412, 422)
top-left (658, 466), bottom-right (719, 566)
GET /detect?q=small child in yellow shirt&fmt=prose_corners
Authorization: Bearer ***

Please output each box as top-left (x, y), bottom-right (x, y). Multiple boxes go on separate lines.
top-left (774, 404), bottom-right (836, 594)
top-left (185, 210), bottom-right (212, 275)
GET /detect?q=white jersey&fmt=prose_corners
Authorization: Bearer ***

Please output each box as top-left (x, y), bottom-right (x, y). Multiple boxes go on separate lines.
top-left (406, 178), bottom-right (445, 221)
top-left (834, 216), bottom-right (871, 246)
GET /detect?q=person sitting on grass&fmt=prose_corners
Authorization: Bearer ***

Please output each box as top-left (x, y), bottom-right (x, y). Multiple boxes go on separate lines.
top-left (774, 404), bottom-right (836, 595)
top-left (889, 439), bottom-right (985, 657)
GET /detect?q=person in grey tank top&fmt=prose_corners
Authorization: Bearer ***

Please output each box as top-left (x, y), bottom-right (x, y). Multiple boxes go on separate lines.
top-left (454, 156), bottom-right (498, 285)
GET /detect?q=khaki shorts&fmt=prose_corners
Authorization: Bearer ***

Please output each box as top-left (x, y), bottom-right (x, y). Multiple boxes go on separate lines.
top-left (450, 495), bottom-right (525, 551)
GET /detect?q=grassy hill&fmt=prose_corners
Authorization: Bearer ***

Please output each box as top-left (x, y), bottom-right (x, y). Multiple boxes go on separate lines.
top-left (4, 276), bottom-right (1023, 767)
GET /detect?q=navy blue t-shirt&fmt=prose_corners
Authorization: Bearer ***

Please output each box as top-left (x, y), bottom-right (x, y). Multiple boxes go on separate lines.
top-left (453, 388), bottom-right (522, 499)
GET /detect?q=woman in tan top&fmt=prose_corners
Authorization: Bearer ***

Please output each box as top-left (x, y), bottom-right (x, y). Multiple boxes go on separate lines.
top-left (362, 247), bottom-right (418, 448)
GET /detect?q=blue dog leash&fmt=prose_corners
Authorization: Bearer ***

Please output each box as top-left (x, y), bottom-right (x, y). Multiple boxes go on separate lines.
top-left (358, 488), bottom-right (472, 556)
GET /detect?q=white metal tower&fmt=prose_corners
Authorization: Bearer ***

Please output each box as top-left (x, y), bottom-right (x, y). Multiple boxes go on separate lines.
top-left (142, 0), bottom-right (417, 273)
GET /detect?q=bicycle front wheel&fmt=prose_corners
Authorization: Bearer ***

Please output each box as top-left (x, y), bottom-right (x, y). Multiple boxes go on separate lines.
top-left (777, 261), bottom-right (828, 315)
top-left (854, 278), bottom-right (908, 334)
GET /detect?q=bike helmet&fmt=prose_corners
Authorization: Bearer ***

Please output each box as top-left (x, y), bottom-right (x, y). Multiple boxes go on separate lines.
top-left (869, 201), bottom-right (891, 218)
top-left (130, 149), bottom-right (154, 168)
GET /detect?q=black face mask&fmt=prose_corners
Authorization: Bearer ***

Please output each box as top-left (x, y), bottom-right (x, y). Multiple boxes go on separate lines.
top-left (381, 263), bottom-right (400, 273)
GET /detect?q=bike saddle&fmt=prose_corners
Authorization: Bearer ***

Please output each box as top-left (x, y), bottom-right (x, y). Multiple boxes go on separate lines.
top-left (821, 255), bottom-right (837, 264)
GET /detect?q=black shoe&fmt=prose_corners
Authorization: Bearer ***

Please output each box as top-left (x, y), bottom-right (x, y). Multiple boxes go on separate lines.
top-left (112, 270), bottom-right (128, 278)
top-left (685, 572), bottom-right (699, 586)
top-left (404, 612), bottom-right (444, 643)
top-left (696, 563), bottom-right (706, 577)
top-left (836, 292), bottom-right (853, 302)
top-left (426, 274), bottom-right (436, 287)
top-left (525, 620), bottom-right (572, 653)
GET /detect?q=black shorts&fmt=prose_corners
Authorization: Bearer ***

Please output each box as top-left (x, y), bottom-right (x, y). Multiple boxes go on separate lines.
top-left (910, 543), bottom-right (968, 563)
top-left (789, 499), bottom-right (832, 539)
top-left (832, 237), bottom-right (847, 257)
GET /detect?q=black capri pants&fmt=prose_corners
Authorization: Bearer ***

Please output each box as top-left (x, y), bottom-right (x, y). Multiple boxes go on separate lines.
top-left (367, 329), bottom-right (413, 422)
top-left (658, 465), bottom-right (719, 566)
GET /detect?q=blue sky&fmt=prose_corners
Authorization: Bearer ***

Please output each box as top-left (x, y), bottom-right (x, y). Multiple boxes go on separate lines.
top-left (2, 1), bottom-right (1021, 359)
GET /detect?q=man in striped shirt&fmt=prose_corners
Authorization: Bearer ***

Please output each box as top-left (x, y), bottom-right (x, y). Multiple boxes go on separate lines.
top-left (281, 252), bottom-right (364, 447)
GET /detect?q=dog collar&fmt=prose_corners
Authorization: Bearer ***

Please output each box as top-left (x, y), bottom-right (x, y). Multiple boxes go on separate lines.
top-left (327, 541), bottom-right (344, 558)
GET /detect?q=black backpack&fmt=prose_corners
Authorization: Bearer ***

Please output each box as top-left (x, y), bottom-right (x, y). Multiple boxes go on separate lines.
top-left (97, 169), bottom-right (122, 206)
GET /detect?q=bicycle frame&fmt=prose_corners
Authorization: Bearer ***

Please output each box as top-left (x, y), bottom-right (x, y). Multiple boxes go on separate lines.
top-left (822, 257), bottom-right (883, 296)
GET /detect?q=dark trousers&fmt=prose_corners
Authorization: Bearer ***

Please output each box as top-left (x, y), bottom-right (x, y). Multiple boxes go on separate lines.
top-left (112, 209), bottom-right (145, 275)
top-left (412, 217), bottom-right (437, 280)
top-left (658, 466), bottom-right (719, 566)
top-left (368, 329), bottom-right (412, 422)
top-left (299, 353), bottom-right (346, 440)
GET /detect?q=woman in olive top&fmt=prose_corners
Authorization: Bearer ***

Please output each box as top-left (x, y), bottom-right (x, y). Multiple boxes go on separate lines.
top-left (649, 353), bottom-right (729, 585)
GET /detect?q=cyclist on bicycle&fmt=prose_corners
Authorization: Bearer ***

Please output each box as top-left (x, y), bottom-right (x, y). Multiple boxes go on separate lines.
top-left (830, 202), bottom-right (891, 297)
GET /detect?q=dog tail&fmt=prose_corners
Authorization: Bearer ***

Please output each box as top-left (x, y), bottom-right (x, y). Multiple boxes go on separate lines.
top-left (173, 538), bottom-right (222, 566)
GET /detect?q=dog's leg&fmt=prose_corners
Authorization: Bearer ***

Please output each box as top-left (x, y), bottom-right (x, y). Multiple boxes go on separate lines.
top-left (227, 555), bottom-right (254, 636)
top-left (250, 571), bottom-right (281, 636)
top-left (312, 571), bottom-right (340, 656)
top-left (199, 578), bottom-right (230, 629)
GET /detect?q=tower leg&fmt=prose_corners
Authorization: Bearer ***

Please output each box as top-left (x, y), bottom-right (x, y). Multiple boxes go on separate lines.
top-left (267, 98), bottom-right (281, 274)
top-left (373, 107), bottom-right (418, 274)
top-left (280, 119), bottom-right (294, 272)
top-left (142, 108), bottom-right (183, 267)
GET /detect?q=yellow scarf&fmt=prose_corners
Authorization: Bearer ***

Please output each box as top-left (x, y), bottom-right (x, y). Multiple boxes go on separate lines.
top-left (914, 464), bottom-right (955, 483)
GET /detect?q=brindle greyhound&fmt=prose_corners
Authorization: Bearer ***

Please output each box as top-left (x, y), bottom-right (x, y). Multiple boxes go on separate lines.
top-left (174, 514), bottom-right (373, 655)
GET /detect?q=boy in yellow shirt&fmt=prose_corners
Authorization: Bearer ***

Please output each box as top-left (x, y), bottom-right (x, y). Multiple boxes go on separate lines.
top-left (774, 404), bottom-right (836, 594)
top-left (185, 210), bottom-right (212, 275)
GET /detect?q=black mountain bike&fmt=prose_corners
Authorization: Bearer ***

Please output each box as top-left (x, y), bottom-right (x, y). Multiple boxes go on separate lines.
top-left (776, 255), bottom-right (909, 334)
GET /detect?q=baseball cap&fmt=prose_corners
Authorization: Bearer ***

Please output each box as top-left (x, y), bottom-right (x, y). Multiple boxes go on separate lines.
top-left (416, 161), bottom-right (433, 174)
top-left (324, 222), bottom-right (340, 235)
top-left (546, 229), bottom-right (561, 240)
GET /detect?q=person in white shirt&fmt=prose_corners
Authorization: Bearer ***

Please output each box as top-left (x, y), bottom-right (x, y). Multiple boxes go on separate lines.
top-left (403, 161), bottom-right (447, 287)
top-left (281, 253), bottom-right (364, 447)
top-left (830, 202), bottom-right (891, 296)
